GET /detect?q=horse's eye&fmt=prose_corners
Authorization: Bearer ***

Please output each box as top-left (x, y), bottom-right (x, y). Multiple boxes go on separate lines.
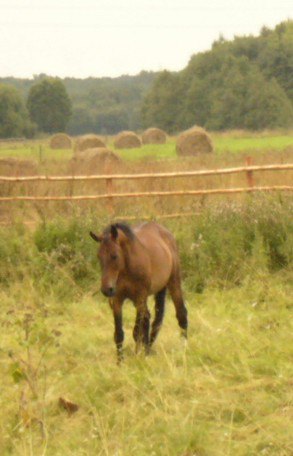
top-left (111, 254), bottom-right (118, 260)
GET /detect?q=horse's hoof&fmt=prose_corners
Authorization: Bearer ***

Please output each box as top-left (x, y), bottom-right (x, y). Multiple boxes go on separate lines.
top-left (146, 347), bottom-right (156, 356)
top-left (181, 329), bottom-right (188, 339)
top-left (116, 350), bottom-right (124, 365)
top-left (145, 345), bottom-right (152, 356)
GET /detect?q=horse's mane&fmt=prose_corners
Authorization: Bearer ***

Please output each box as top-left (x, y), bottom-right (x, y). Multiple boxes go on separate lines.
top-left (104, 222), bottom-right (135, 240)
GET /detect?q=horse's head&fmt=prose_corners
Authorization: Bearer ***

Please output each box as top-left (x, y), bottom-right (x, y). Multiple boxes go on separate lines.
top-left (90, 225), bottom-right (127, 297)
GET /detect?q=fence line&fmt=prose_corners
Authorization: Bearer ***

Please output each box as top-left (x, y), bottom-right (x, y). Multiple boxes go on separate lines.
top-left (1, 186), bottom-right (292, 202)
top-left (0, 163), bottom-right (292, 182)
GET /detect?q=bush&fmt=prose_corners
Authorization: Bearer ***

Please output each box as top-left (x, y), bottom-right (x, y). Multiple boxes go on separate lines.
top-left (1, 197), bottom-right (291, 297)
top-left (178, 196), bottom-right (292, 290)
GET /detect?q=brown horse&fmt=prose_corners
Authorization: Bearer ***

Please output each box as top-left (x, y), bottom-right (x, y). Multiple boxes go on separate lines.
top-left (90, 222), bottom-right (188, 362)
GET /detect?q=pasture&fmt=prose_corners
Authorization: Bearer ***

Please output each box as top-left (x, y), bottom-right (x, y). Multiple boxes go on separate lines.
top-left (0, 130), bottom-right (293, 163)
top-left (1, 130), bottom-right (293, 227)
top-left (0, 196), bottom-right (293, 455)
top-left (0, 131), bottom-right (292, 455)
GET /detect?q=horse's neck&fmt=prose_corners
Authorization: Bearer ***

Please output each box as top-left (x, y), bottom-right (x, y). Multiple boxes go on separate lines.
top-left (122, 238), bottom-right (149, 275)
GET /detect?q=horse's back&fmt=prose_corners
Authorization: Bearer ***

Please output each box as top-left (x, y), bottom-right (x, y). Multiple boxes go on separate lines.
top-left (134, 222), bottom-right (179, 294)
top-left (134, 221), bottom-right (177, 250)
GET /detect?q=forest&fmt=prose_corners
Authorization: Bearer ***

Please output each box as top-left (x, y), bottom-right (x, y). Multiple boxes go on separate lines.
top-left (0, 20), bottom-right (292, 137)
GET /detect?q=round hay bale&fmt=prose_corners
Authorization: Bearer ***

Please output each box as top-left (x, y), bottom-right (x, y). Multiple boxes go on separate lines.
top-left (0, 158), bottom-right (37, 176)
top-left (114, 131), bottom-right (141, 149)
top-left (69, 148), bottom-right (120, 174)
top-left (142, 127), bottom-right (167, 144)
top-left (50, 133), bottom-right (72, 149)
top-left (75, 134), bottom-right (106, 152)
top-left (176, 126), bottom-right (213, 156)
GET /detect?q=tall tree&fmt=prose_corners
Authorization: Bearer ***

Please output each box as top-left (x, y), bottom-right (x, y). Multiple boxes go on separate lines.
top-left (27, 77), bottom-right (72, 133)
top-left (0, 84), bottom-right (35, 138)
top-left (206, 56), bottom-right (293, 130)
top-left (141, 70), bottom-right (183, 133)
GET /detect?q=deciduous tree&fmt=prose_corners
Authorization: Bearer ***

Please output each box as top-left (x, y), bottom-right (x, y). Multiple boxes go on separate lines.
top-left (27, 77), bottom-right (72, 133)
top-left (0, 84), bottom-right (35, 138)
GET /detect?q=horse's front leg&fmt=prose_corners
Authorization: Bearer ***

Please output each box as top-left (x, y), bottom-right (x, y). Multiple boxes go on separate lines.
top-left (111, 298), bottom-right (124, 363)
top-left (133, 295), bottom-right (150, 355)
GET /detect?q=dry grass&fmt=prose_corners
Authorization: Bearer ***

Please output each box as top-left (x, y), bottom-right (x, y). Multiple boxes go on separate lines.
top-left (0, 131), bottom-right (292, 226)
top-left (0, 148), bottom-right (292, 227)
top-left (69, 148), bottom-right (120, 175)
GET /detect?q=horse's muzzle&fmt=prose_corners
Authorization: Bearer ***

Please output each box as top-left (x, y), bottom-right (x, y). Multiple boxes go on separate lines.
top-left (101, 287), bottom-right (116, 297)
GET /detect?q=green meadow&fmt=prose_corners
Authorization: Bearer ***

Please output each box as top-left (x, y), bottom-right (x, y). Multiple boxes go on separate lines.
top-left (0, 131), bottom-right (292, 163)
top-left (0, 197), bottom-right (292, 455)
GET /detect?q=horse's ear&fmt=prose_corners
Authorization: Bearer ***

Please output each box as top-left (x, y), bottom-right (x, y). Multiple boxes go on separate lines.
top-left (110, 225), bottom-right (118, 240)
top-left (89, 231), bottom-right (102, 243)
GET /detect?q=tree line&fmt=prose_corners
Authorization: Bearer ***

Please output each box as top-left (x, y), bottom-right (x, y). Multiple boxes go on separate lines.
top-left (142, 20), bottom-right (293, 132)
top-left (0, 72), bottom-right (155, 138)
top-left (0, 20), bottom-right (292, 138)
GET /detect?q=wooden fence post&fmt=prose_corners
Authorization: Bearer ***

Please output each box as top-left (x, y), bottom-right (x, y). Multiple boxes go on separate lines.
top-left (245, 156), bottom-right (254, 187)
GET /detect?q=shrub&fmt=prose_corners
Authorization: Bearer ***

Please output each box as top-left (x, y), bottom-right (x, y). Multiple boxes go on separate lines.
top-left (0, 197), bottom-right (291, 296)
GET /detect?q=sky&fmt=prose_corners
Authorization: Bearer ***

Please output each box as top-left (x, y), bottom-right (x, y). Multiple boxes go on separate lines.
top-left (0, 0), bottom-right (292, 79)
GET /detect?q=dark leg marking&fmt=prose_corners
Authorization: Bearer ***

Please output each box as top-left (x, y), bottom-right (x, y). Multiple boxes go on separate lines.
top-left (168, 281), bottom-right (188, 338)
top-left (133, 313), bottom-right (139, 343)
top-left (134, 306), bottom-right (150, 354)
top-left (150, 287), bottom-right (166, 346)
top-left (113, 310), bottom-right (124, 363)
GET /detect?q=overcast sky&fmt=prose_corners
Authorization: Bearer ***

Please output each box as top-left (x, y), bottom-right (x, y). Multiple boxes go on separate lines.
top-left (0, 0), bottom-right (292, 79)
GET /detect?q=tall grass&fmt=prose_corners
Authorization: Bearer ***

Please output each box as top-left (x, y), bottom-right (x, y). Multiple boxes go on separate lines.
top-left (1, 196), bottom-right (292, 295)
top-left (0, 186), bottom-right (292, 454)
top-left (0, 264), bottom-right (292, 452)
top-left (1, 276), bottom-right (292, 455)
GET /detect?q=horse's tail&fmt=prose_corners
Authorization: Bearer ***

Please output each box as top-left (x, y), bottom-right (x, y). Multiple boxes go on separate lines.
top-left (150, 287), bottom-right (167, 346)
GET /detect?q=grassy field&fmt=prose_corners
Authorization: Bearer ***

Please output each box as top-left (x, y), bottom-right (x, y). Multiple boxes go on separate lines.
top-left (1, 275), bottom-right (292, 455)
top-left (0, 132), bottom-right (292, 454)
top-left (0, 130), bottom-right (292, 163)
top-left (0, 198), bottom-right (292, 455)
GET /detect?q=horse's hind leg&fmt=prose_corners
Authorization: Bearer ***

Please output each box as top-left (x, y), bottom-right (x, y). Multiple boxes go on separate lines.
top-left (133, 297), bottom-right (150, 354)
top-left (150, 287), bottom-right (166, 346)
top-left (168, 275), bottom-right (188, 339)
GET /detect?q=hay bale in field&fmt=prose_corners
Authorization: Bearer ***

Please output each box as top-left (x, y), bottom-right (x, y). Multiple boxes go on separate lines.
top-left (0, 158), bottom-right (37, 176)
top-left (176, 126), bottom-right (213, 156)
top-left (142, 127), bottom-right (167, 144)
top-left (69, 147), bottom-right (121, 174)
top-left (49, 133), bottom-right (72, 149)
top-left (75, 134), bottom-right (106, 152)
top-left (114, 131), bottom-right (141, 149)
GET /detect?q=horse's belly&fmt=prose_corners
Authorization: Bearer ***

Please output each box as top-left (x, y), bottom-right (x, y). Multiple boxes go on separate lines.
top-left (149, 249), bottom-right (173, 295)
top-left (150, 273), bottom-right (171, 295)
